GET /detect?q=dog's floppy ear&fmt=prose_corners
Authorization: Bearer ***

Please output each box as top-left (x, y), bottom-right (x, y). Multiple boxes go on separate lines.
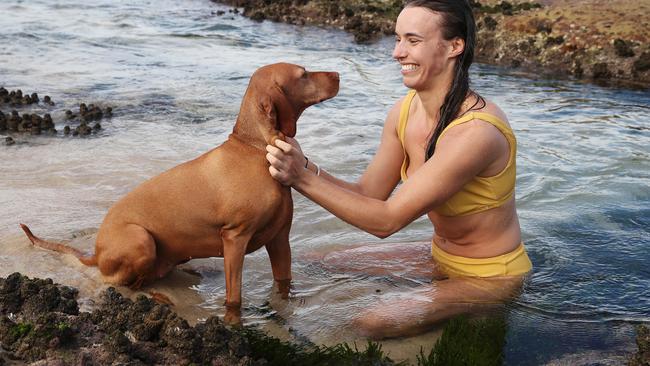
top-left (258, 94), bottom-right (286, 144)
top-left (260, 94), bottom-right (277, 124)
top-left (259, 87), bottom-right (297, 138)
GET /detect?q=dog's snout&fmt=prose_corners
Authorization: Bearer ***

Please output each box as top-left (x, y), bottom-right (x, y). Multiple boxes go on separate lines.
top-left (326, 72), bottom-right (340, 87)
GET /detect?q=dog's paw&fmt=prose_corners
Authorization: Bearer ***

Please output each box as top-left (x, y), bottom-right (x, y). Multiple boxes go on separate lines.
top-left (276, 278), bottom-right (291, 299)
top-left (224, 301), bottom-right (242, 326)
top-left (223, 312), bottom-right (242, 326)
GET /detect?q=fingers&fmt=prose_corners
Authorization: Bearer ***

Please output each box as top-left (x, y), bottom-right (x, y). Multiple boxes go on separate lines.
top-left (285, 136), bottom-right (300, 148)
top-left (265, 139), bottom-right (304, 187)
top-left (266, 151), bottom-right (289, 172)
top-left (268, 165), bottom-right (280, 178)
top-left (268, 165), bottom-right (291, 186)
top-left (266, 143), bottom-right (283, 156)
top-left (266, 151), bottom-right (279, 165)
top-left (274, 139), bottom-right (293, 153)
top-left (265, 145), bottom-right (287, 169)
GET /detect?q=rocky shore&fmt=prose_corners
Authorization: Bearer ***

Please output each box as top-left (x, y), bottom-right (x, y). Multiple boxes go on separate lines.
top-left (0, 273), bottom-right (258, 365)
top-left (0, 273), bottom-right (403, 365)
top-left (0, 87), bottom-right (113, 146)
top-left (1, 273), bottom-right (647, 365)
top-left (211, 0), bottom-right (650, 88)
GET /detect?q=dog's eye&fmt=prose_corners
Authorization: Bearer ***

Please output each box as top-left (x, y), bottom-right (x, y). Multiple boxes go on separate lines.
top-left (300, 70), bottom-right (308, 79)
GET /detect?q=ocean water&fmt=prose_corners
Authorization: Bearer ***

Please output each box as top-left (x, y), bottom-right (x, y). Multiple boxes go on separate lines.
top-left (1, 0), bottom-right (648, 364)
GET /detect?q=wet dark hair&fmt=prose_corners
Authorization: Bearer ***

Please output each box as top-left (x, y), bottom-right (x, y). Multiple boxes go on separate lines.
top-left (404, 0), bottom-right (485, 159)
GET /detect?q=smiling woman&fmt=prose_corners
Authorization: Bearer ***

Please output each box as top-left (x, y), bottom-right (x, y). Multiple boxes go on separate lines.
top-left (266, 0), bottom-right (532, 339)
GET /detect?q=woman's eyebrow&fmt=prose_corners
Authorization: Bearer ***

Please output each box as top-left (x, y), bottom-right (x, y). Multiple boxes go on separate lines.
top-left (395, 32), bottom-right (425, 38)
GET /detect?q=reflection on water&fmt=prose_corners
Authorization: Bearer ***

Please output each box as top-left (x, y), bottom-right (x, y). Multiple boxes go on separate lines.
top-left (1, 0), bottom-right (649, 363)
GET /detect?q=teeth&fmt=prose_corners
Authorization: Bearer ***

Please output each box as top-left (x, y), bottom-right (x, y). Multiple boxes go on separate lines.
top-left (401, 64), bottom-right (418, 71)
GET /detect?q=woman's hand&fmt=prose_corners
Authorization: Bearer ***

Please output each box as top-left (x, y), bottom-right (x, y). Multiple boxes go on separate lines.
top-left (266, 137), bottom-right (307, 186)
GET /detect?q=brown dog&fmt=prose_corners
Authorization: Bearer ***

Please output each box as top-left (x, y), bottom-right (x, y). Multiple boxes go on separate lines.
top-left (20, 63), bottom-right (339, 324)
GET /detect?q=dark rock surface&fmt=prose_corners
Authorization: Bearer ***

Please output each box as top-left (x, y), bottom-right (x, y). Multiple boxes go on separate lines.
top-left (211, 0), bottom-right (650, 88)
top-left (629, 324), bottom-right (650, 366)
top-left (0, 87), bottom-right (113, 141)
top-left (0, 273), bottom-right (260, 365)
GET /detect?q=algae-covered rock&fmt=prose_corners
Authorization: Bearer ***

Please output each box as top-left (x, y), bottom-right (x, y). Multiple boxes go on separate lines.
top-left (212, 0), bottom-right (650, 87)
top-left (0, 272), bottom-right (79, 317)
top-left (629, 324), bottom-right (650, 366)
top-left (213, 0), bottom-right (400, 43)
top-left (0, 273), bottom-right (265, 365)
top-left (0, 88), bottom-right (114, 140)
top-left (0, 272), bottom-right (403, 364)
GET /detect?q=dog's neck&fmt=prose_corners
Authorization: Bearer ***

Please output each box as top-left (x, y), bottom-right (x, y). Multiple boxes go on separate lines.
top-left (231, 85), bottom-right (297, 150)
top-left (231, 111), bottom-right (285, 151)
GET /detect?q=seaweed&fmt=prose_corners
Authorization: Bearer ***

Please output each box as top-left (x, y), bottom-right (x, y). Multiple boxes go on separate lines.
top-left (243, 315), bottom-right (507, 366)
top-left (629, 324), bottom-right (650, 366)
top-left (9, 322), bottom-right (32, 339)
top-left (416, 315), bottom-right (507, 366)
top-left (242, 327), bottom-right (403, 365)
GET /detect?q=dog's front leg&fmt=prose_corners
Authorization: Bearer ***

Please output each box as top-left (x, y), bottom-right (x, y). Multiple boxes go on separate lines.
top-left (221, 228), bottom-right (253, 325)
top-left (265, 223), bottom-right (292, 299)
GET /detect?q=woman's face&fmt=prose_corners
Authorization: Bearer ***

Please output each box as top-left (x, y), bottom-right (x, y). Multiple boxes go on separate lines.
top-left (392, 6), bottom-right (459, 91)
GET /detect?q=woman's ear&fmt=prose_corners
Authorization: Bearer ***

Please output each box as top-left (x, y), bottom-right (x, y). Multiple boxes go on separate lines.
top-left (449, 37), bottom-right (465, 58)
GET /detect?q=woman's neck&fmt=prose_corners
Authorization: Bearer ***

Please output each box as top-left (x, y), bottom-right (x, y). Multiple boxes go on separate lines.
top-left (416, 82), bottom-right (451, 128)
top-left (417, 63), bottom-right (456, 120)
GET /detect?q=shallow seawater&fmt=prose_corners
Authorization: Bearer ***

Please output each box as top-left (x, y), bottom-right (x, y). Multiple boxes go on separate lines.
top-left (1, 0), bottom-right (649, 364)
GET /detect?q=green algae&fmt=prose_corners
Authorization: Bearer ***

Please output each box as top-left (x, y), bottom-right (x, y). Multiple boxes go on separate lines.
top-left (242, 326), bottom-right (402, 365)
top-left (240, 315), bottom-right (507, 366)
top-left (417, 316), bottom-right (507, 366)
top-left (629, 324), bottom-right (650, 366)
top-left (9, 323), bottom-right (32, 339)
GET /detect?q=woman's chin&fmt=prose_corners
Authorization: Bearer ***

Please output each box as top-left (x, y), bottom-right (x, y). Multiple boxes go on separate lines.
top-left (401, 75), bottom-right (422, 90)
top-left (402, 80), bottom-right (419, 90)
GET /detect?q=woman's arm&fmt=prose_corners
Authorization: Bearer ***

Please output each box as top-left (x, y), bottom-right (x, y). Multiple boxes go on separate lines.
top-left (267, 119), bottom-right (504, 238)
top-left (286, 98), bottom-right (405, 200)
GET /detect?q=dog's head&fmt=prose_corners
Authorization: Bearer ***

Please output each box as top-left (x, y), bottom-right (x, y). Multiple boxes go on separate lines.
top-left (250, 63), bottom-right (339, 139)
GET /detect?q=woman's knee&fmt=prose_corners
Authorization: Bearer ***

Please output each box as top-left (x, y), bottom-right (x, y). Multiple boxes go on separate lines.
top-left (352, 305), bottom-right (420, 339)
top-left (353, 296), bottom-right (452, 339)
top-left (353, 311), bottom-right (391, 339)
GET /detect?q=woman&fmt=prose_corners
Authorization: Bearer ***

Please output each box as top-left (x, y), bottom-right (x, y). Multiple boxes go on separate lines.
top-left (266, 0), bottom-right (532, 339)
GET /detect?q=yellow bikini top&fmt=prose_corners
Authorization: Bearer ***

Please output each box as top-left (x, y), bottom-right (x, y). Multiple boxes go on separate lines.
top-left (397, 90), bottom-right (516, 217)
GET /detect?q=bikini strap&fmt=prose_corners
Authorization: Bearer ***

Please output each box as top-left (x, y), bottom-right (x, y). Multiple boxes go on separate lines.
top-left (397, 90), bottom-right (416, 181)
top-left (436, 111), bottom-right (514, 144)
top-left (397, 90), bottom-right (416, 144)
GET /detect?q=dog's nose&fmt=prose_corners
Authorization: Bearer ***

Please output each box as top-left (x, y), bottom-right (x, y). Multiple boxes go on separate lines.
top-left (327, 72), bottom-right (340, 86)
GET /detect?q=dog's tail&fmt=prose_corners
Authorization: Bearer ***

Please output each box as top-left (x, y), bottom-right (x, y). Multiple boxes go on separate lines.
top-left (20, 223), bottom-right (97, 266)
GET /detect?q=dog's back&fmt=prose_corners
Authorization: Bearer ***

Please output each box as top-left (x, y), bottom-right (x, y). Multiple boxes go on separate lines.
top-left (97, 138), bottom-right (291, 260)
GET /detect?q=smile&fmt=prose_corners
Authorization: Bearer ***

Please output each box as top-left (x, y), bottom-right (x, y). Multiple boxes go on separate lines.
top-left (401, 64), bottom-right (419, 73)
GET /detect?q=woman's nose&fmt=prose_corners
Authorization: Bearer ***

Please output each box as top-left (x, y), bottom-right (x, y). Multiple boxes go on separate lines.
top-left (392, 41), bottom-right (406, 60)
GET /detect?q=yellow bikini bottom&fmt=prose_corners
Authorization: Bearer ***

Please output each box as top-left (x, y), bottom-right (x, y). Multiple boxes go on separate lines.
top-left (431, 241), bottom-right (532, 278)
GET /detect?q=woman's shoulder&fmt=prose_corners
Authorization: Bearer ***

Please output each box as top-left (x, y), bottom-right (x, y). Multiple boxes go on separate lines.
top-left (439, 97), bottom-right (511, 145)
top-left (467, 97), bottom-right (510, 127)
